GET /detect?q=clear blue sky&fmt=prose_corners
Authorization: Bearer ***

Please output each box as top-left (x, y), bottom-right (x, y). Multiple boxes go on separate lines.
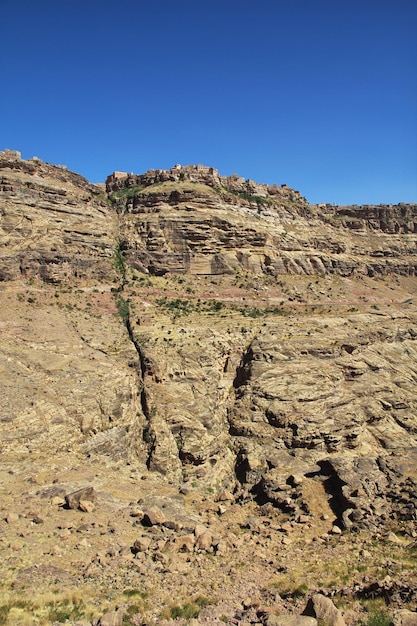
top-left (1, 0), bottom-right (416, 205)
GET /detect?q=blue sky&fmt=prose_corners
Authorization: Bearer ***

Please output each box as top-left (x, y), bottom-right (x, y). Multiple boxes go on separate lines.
top-left (1, 0), bottom-right (416, 205)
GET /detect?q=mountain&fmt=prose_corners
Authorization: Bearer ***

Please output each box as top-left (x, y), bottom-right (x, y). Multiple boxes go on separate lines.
top-left (1, 150), bottom-right (416, 625)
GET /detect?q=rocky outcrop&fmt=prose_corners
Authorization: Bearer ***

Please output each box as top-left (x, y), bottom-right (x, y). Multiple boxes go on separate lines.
top-left (0, 153), bottom-right (114, 283)
top-left (106, 162), bottom-right (306, 206)
top-left (107, 165), bottom-right (417, 279)
top-left (2, 155), bottom-right (416, 284)
top-left (331, 203), bottom-right (417, 234)
top-left (228, 313), bottom-right (417, 529)
top-left (0, 152), bottom-right (416, 623)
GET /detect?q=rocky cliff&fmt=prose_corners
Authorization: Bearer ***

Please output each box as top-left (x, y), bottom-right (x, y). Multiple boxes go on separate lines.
top-left (0, 152), bottom-right (416, 625)
top-left (107, 164), bottom-right (417, 280)
top-left (0, 153), bottom-right (113, 282)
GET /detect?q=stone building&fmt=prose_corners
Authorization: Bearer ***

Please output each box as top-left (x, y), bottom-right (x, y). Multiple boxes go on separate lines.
top-left (1, 148), bottom-right (21, 160)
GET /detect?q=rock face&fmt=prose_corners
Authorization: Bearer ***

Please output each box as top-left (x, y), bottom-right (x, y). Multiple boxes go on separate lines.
top-left (106, 165), bottom-right (417, 279)
top-left (0, 152), bottom-right (416, 624)
top-left (0, 153), bottom-right (114, 283)
top-left (1, 154), bottom-right (416, 519)
top-left (228, 314), bottom-right (417, 530)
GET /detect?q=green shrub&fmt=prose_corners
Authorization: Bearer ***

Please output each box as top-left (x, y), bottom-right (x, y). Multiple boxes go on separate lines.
top-left (48, 599), bottom-right (84, 623)
top-left (365, 610), bottom-right (391, 626)
top-left (109, 185), bottom-right (143, 203)
top-left (123, 589), bottom-right (148, 599)
top-left (113, 240), bottom-right (128, 283)
top-left (169, 603), bottom-right (200, 619)
top-left (166, 595), bottom-right (211, 620)
top-left (115, 295), bottom-right (130, 325)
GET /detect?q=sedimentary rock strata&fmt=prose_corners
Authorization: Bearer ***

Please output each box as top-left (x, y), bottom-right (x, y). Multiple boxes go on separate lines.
top-left (0, 153), bottom-right (416, 624)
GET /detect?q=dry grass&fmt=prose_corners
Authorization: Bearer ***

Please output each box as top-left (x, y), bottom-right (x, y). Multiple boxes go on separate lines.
top-left (139, 180), bottom-right (218, 197)
top-left (0, 588), bottom-right (99, 625)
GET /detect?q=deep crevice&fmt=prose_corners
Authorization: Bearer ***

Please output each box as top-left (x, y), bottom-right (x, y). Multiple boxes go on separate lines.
top-left (113, 257), bottom-right (155, 468)
top-left (124, 312), bottom-right (155, 469)
top-left (125, 314), bottom-right (150, 418)
top-left (232, 344), bottom-right (254, 389)
top-left (317, 460), bottom-right (352, 526)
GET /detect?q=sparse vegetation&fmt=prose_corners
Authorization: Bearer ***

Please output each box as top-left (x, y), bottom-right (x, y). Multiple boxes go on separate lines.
top-left (268, 573), bottom-right (310, 599)
top-left (1, 157), bottom-right (417, 626)
top-left (123, 588), bottom-right (148, 599)
top-left (359, 600), bottom-right (392, 626)
top-left (113, 239), bottom-right (128, 285)
top-left (156, 296), bottom-right (194, 317)
top-left (131, 272), bottom-right (153, 286)
top-left (162, 596), bottom-right (213, 621)
top-left (0, 592), bottom-right (94, 625)
top-left (115, 294), bottom-right (130, 325)
top-left (108, 185), bottom-right (144, 203)
top-left (224, 187), bottom-right (275, 208)
top-left (153, 296), bottom-right (289, 320)
top-left (365, 611), bottom-right (392, 626)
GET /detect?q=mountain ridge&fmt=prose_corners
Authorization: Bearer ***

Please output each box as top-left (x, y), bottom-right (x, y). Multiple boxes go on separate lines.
top-left (0, 149), bottom-right (416, 625)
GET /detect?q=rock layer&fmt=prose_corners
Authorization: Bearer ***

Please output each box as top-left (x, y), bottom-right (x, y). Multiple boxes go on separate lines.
top-left (0, 153), bottom-right (416, 624)
top-left (0, 153), bottom-right (114, 282)
top-left (107, 165), bottom-right (417, 279)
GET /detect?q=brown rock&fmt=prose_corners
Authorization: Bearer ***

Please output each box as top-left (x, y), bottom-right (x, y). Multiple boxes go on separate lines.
top-left (194, 523), bottom-right (209, 538)
top-left (162, 520), bottom-right (182, 531)
top-left (175, 534), bottom-right (195, 552)
top-left (215, 539), bottom-right (228, 555)
top-left (392, 609), bottom-right (417, 626)
top-left (196, 530), bottom-right (213, 551)
top-left (132, 536), bottom-right (152, 553)
top-left (303, 594), bottom-right (346, 626)
top-left (281, 522), bottom-right (293, 533)
top-left (51, 496), bottom-right (66, 507)
top-left (142, 507), bottom-right (166, 526)
top-left (65, 487), bottom-right (97, 511)
top-left (217, 490), bottom-right (233, 501)
top-left (98, 609), bottom-right (124, 626)
top-left (77, 538), bottom-right (90, 549)
top-left (79, 499), bottom-right (95, 513)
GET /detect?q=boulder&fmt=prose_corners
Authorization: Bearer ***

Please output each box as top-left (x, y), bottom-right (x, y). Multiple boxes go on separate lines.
top-left (65, 487), bottom-right (97, 511)
top-left (303, 594), bottom-right (346, 626)
top-left (97, 609), bottom-right (124, 626)
top-left (196, 530), bottom-right (213, 551)
top-left (79, 499), bottom-right (95, 513)
top-left (392, 610), bottom-right (417, 626)
top-left (142, 507), bottom-right (165, 526)
top-left (132, 536), bottom-right (152, 553)
top-left (194, 523), bottom-right (209, 539)
top-left (175, 534), bottom-right (195, 552)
